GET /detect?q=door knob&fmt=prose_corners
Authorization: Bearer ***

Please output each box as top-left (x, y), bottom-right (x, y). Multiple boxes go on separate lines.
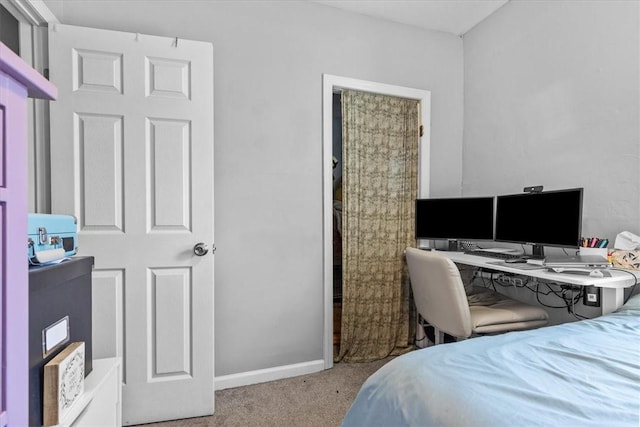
top-left (193, 242), bottom-right (209, 256)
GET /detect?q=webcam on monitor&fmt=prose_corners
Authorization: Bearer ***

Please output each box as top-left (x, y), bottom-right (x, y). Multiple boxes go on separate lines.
top-left (523, 185), bottom-right (543, 193)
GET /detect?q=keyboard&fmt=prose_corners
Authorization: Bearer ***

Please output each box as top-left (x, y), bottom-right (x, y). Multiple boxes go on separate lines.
top-left (464, 250), bottom-right (525, 261)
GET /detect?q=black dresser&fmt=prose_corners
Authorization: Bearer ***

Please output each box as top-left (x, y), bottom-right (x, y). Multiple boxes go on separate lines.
top-left (28, 256), bottom-right (94, 427)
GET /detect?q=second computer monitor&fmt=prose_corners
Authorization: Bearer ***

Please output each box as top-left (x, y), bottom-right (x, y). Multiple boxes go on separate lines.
top-left (415, 196), bottom-right (495, 241)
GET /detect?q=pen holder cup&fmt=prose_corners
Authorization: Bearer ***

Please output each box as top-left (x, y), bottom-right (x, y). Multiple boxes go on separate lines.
top-left (579, 247), bottom-right (608, 258)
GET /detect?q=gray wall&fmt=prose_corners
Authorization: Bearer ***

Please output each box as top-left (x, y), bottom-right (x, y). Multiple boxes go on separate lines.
top-left (463, 0), bottom-right (639, 323)
top-left (46, 0), bottom-right (464, 376)
top-left (463, 0), bottom-right (639, 243)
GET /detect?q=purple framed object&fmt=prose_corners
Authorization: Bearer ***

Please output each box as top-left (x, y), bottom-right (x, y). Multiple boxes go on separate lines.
top-left (0, 42), bottom-right (56, 427)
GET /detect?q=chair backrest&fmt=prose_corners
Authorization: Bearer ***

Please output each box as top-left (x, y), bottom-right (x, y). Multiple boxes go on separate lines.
top-left (405, 247), bottom-right (472, 338)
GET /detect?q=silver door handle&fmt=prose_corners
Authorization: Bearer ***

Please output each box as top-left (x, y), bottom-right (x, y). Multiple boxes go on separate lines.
top-left (193, 242), bottom-right (209, 256)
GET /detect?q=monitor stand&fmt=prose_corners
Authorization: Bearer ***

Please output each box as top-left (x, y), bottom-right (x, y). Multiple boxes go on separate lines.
top-left (531, 244), bottom-right (545, 260)
top-left (431, 239), bottom-right (459, 251)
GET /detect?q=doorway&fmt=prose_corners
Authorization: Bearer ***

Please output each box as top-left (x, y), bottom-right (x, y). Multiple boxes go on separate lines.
top-left (322, 74), bottom-right (431, 369)
top-left (332, 92), bottom-right (343, 357)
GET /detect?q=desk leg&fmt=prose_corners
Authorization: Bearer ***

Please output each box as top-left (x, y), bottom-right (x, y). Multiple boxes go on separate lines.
top-left (601, 288), bottom-right (623, 315)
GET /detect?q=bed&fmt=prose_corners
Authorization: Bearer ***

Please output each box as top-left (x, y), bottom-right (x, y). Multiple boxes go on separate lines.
top-left (342, 293), bottom-right (640, 426)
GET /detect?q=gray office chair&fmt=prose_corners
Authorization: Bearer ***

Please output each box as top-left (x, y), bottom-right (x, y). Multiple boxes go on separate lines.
top-left (405, 247), bottom-right (549, 344)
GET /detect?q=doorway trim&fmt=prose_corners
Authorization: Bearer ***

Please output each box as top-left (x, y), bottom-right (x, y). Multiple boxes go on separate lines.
top-left (322, 74), bottom-right (431, 369)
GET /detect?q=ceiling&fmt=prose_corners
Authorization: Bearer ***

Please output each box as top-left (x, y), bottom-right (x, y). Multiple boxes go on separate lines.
top-left (310, 0), bottom-right (509, 36)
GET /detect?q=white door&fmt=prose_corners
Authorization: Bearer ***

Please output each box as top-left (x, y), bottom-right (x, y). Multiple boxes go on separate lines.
top-left (48, 24), bottom-right (214, 425)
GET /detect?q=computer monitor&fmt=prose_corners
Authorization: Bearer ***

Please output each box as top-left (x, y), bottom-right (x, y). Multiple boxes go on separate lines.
top-left (415, 197), bottom-right (495, 243)
top-left (494, 188), bottom-right (583, 258)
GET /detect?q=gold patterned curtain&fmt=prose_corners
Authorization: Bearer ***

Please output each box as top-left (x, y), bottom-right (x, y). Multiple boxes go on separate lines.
top-left (336, 90), bottom-right (419, 363)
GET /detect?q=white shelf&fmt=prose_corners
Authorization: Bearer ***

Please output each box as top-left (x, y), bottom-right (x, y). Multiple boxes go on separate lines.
top-left (56, 357), bottom-right (122, 427)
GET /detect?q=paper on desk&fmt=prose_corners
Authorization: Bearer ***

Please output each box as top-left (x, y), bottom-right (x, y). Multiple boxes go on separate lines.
top-left (614, 231), bottom-right (640, 250)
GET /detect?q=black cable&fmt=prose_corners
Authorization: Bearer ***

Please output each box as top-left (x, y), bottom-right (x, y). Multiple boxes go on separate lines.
top-left (415, 318), bottom-right (430, 343)
top-left (474, 267), bottom-right (497, 291)
top-left (414, 334), bottom-right (428, 343)
top-left (534, 282), bottom-right (573, 309)
top-left (609, 268), bottom-right (639, 304)
top-left (533, 281), bottom-right (591, 319)
top-left (471, 266), bottom-right (600, 319)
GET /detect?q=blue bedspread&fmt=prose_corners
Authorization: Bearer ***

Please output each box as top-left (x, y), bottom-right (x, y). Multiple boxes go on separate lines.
top-left (342, 294), bottom-right (640, 427)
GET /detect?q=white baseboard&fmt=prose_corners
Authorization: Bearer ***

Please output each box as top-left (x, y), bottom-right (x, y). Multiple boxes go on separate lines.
top-left (215, 359), bottom-right (325, 391)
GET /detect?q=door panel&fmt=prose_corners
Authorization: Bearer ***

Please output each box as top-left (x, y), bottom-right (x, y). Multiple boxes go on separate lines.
top-left (77, 113), bottom-right (124, 230)
top-left (151, 267), bottom-right (191, 377)
top-left (49, 24), bottom-right (214, 425)
top-left (147, 118), bottom-right (191, 230)
top-left (91, 269), bottom-right (124, 360)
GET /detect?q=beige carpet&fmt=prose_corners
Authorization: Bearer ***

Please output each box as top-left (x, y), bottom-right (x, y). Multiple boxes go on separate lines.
top-left (138, 358), bottom-right (393, 427)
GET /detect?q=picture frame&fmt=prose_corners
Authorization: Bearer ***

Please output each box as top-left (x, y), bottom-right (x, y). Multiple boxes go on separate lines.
top-left (43, 341), bottom-right (85, 426)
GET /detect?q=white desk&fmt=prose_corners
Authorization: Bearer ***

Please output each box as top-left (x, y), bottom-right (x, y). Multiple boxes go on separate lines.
top-left (437, 251), bottom-right (639, 314)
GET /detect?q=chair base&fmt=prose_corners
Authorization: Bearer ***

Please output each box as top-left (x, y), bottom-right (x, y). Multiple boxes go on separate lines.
top-left (420, 322), bottom-right (456, 345)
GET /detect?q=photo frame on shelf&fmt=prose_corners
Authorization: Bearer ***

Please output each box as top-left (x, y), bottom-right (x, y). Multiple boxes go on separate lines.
top-left (43, 341), bottom-right (85, 426)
